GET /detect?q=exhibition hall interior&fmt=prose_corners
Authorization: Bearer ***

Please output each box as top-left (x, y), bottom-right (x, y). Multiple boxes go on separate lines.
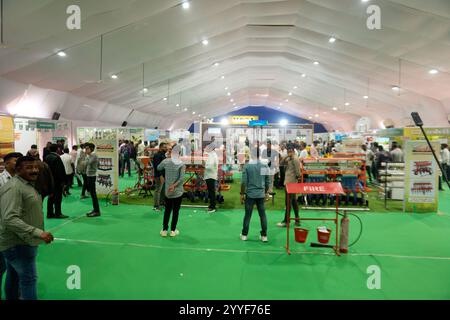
top-left (0, 0), bottom-right (449, 301)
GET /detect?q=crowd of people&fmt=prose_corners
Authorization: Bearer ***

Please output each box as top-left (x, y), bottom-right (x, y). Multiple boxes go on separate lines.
top-left (1, 137), bottom-right (449, 300)
top-left (0, 141), bottom-right (101, 300)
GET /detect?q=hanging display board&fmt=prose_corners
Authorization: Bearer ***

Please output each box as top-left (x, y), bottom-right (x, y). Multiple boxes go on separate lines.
top-left (77, 128), bottom-right (119, 196)
top-left (116, 128), bottom-right (144, 142)
top-left (37, 121), bottom-right (72, 154)
top-left (13, 118), bottom-right (38, 155)
top-left (403, 140), bottom-right (439, 213)
top-left (144, 129), bottom-right (160, 141)
top-left (0, 115), bottom-right (15, 158)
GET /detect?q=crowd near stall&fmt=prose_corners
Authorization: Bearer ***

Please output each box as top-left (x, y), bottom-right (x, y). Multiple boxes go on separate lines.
top-left (0, 0), bottom-right (449, 304)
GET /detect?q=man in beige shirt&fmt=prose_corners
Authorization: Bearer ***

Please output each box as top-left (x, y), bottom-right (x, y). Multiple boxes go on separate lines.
top-left (277, 144), bottom-right (301, 227)
top-left (0, 156), bottom-right (54, 300)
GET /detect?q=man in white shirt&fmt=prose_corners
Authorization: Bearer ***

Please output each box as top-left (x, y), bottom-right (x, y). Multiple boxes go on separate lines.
top-left (390, 142), bottom-right (405, 163)
top-left (260, 140), bottom-right (279, 196)
top-left (298, 142), bottom-right (309, 160)
top-left (204, 143), bottom-right (219, 213)
top-left (137, 140), bottom-right (145, 157)
top-left (361, 144), bottom-right (375, 183)
top-left (60, 148), bottom-right (74, 196)
top-left (0, 153), bottom-right (23, 188)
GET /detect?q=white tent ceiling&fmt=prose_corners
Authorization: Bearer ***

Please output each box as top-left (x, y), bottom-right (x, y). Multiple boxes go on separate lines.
top-left (0, 0), bottom-right (449, 131)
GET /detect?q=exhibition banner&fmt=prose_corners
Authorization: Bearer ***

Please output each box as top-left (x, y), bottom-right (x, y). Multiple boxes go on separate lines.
top-left (92, 138), bottom-right (119, 196)
top-left (404, 127), bottom-right (450, 142)
top-left (0, 116), bottom-right (15, 158)
top-left (36, 121), bottom-right (56, 130)
top-left (403, 140), bottom-right (439, 213)
top-left (77, 128), bottom-right (119, 195)
top-left (342, 137), bottom-right (364, 153)
top-left (229, 115), bottom-right (259, 125)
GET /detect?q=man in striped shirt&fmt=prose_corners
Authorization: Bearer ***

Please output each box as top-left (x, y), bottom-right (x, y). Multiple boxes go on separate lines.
top-left (0, 152), bottom-right (23, 300)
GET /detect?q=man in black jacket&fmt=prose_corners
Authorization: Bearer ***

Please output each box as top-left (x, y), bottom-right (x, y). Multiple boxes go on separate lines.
top-left (44, 144), bottom-right (68, 219)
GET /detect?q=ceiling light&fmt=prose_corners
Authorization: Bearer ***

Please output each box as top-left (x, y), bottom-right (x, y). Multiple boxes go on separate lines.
top-left (234, 106), bottom-right (238, 109)
top-left (192, 111), bottom-right (196, 115)
top-left (308, 116), bottom-right (313, 119)
top-left (329, 37), bottom-right (336, 43)
top-left (429, 69), bottom-right (439, 75)
top-left (332, 107), bottom-right (338, 111)
top-left (361, 0), bottom-right (370, 2)
top-left (345, 102), bottom-right (350, 106)
top-left (315, 114), bottom-right (319, 118)
top-left (142, 88), bottom-right (148, 93)
top-left (221, 118), bottom-right (229, 126)
top-left (163, 97), bottom-right (168, 101)
top-left (57, 51), bottom-right (66, 57)
top-left (202, 39), bottom-right (209, 46)
top-left (214, 62), bottom-right (220, 67)
top-left (176, 103), bottom-right (180, 107)
top-left (224, 87), bottom-right (228, 90)
top-left (184, 107), bottom-right (188, 111)
top-left (293, 86), bottom-right (298, 89)
top-left (277, 106), bottom-right (281, 110)
top-left (230, 99), bottom-right (234, 102)
top-left (227, 92), bottom-right (231, 96)
top-left (288, 92), bottom-right (293, 96)
top-left (301, 74), bottom-right (306, 78)
top-left (221, 75), bottom-right (225, 79)
top-left (111, 74), bottom-right (118, 79)
top-left (182, 1), bottom-right (190, 9)
top-left (279, 119), bottom-right (288, 126)
top-left (279, 103), bottom-right (283, 106)
top-left (285, 99), bottom-right (289, 102)
top-left (313, 61), bottom-right (320, 65)
top-left (392, 86), bottom-right (400, 91)
top-left (233, 103), bottom-right (236, 106)
top-left (363, 95), bottom-right (369, 99)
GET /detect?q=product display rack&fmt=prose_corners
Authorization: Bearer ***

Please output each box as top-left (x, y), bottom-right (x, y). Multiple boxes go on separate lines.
top-left (378, 162), bottom-right (405, 204)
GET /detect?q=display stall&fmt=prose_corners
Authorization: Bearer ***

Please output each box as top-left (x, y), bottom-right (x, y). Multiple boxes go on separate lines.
top-left (200, 121), bottom-right (314, 165)
top-left (77, 128), bottom-right (119, 196)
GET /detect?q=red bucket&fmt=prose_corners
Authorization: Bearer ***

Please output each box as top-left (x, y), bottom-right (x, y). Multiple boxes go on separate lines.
top-left (294, 228), bottom-right (309, 243)
top-left (317, 228), bottom-right (332, 244)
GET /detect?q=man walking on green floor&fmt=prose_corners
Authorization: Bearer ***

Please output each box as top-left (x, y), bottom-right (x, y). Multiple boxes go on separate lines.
top-left (0, 156), bottom-right (54, 300)
top-left (85, 143), bottom-right (101, 217)
top-left (240, 142), bottom-right (270, 242)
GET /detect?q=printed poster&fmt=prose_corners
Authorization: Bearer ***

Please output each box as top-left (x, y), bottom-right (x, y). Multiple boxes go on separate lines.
top-left (404, 140), bottom-right (439, 213)
top-left (92, 138), bottom-right (119, 196)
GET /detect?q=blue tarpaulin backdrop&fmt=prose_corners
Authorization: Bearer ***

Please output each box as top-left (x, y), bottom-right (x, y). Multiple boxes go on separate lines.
top-left (188, 106), bottom-right (327, 133)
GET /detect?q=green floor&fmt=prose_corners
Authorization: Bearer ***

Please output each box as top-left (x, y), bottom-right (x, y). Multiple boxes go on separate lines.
top-left (36, 173), bottom-right (450, 300)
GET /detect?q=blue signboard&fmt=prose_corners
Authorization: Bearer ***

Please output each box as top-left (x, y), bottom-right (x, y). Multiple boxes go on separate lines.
top-left (249, 120), bottom-right (269, 126)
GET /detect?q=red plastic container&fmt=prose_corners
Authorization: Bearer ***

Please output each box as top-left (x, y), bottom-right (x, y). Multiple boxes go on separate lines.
top-left (317, 228), bottom-right (332, 244)
top-left (294, 228), bottom-right (309, 243)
